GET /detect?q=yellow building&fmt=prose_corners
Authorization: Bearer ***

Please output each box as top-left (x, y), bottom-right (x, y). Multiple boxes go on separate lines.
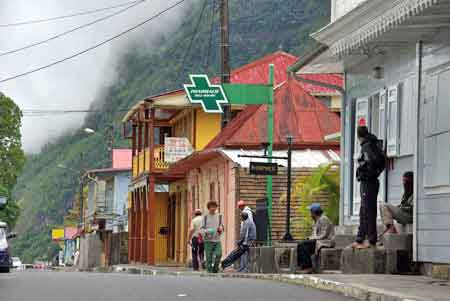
top-left (122, 89), bottom-right (222, 266)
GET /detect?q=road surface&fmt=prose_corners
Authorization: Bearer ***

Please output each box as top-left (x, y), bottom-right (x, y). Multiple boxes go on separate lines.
top-left (0, 271), bottom-right (354, 301)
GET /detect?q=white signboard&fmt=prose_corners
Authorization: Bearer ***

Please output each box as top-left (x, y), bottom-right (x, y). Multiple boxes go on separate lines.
top-left (164, 137), bottom-right (194, 163)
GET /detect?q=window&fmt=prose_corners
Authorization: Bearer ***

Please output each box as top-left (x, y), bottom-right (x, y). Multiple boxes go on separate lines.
top-left (387, 85), bottom-right (400, 157)
top-left (399, 77), bottom-right (416, 156)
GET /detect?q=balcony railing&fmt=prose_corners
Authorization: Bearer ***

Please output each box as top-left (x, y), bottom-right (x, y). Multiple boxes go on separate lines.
top-left (154, 145), bottom-right (170, 170)
top-left (132, 146), bottom-right (169, 177)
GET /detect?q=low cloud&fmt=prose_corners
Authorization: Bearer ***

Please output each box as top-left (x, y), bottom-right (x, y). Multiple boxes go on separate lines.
top-left (0, 0), bottom-right (190, 152)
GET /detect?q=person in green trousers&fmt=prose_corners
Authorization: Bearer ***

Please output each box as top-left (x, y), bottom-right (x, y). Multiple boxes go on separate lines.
top-left (201, 201), bottom-right (224, 273)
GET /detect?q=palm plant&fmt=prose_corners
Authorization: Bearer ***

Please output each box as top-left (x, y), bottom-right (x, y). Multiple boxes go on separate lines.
top-left (281, 163), bottom-right (340, 239)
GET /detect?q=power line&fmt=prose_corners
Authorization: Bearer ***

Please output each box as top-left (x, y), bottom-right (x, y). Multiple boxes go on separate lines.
top-left (0, 0), bottom-right (188, 85)
top-left (175, 0), bottom-right (208, 84)
top-left (0, 0), bottom-right (145, 58)
top-left (0, 0), bottom-right (144, 28)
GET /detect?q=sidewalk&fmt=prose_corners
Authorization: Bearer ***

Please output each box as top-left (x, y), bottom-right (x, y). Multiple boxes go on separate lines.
top-left (113, 264), bottom-right (450, 301)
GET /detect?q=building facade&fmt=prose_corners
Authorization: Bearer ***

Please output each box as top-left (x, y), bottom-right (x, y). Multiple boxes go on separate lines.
top-left (312, 0), bottom-right (450, 264)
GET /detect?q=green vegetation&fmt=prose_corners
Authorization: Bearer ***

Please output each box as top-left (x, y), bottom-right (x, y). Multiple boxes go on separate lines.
top-left (292, 164), bottom-right (340, 239)
top-left (11, 0), bottom-right (331, 263)
top-left (0, 93), bottom-right (26, 229)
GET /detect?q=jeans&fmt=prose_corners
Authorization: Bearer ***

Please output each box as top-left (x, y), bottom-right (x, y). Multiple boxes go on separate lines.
top-left (238, 249), bottom-right (249, 272)
top-left (356, 180), bottom-right (379, 245)
top-left (191, 237), bottom-right (204, 271)
top-left (204, 241), bottom-right (222, 273)
top-left (297, 240), bottom-right (316, 269)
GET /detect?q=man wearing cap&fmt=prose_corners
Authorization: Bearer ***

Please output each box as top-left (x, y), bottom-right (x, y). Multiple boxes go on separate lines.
top-left (380, 171), bottom-right (414, 234)
top-left (188, 209), bottom-right (204, 271)
top-left (238, 200), bottom-right (254, 223)
top-left (297, 203), bottom-right (334, 274)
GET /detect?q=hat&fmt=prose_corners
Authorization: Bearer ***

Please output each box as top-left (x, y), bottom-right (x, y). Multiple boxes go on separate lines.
top-left (194, 208), bottom-right (202, 215)
top-left (237, 200), bottom-right (245, 208)
top-left (308, 203), bottom-right (322, 214)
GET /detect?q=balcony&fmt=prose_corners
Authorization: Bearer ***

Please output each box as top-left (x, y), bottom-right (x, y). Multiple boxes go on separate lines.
top-left (132, 146), bottom-right (169, 177)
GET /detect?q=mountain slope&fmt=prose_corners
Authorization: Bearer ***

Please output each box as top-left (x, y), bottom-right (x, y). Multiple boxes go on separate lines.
top-left (12, 0), bottom-right (330, 262)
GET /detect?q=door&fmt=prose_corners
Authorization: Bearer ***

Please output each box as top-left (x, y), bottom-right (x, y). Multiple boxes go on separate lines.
top-left (353, 97), bottom-right (370, 216)
top-left (154, 193), bottom-right (169, 264)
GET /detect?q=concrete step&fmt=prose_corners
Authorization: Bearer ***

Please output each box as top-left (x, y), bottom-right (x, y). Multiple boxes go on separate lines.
top-left (335, 224), bottom-right (385, 236)
top-left (334, 234), bottom-right (355, 249)
top-left (341, 247), bottom-right (386, 274)
top-left (314, 248), bottom-right (342, 272)
top-left (382, 233), bottom-right (413, 251)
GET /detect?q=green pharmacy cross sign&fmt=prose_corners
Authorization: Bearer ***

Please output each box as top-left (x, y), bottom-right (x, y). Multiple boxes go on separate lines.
top-left (184, 65), bottom-right (275, 245)
top-left (184, 75), bottom-right (229, 113)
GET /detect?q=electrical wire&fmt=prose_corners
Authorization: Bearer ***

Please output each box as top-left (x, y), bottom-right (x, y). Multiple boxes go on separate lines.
top-left (0, 0), bottom-right (188, 84)
top-left (0, 0), bottom-right (145, 58)
top-left (0, 0), bottom-right (143, 28)
top-left (175, 0), bottom-right (208, 84)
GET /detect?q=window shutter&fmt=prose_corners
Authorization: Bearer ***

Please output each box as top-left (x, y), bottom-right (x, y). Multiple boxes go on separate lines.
top-left (387, 85), bottom-right (400, 157)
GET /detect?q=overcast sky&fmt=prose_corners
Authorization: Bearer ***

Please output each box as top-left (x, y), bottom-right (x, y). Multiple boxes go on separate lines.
top-left (0, 0), bottom-right (189, 153)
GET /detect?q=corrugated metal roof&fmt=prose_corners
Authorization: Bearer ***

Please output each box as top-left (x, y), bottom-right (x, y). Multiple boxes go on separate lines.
top-left (112, 149), bottom-right (132, 169)
top-left (221, 149), bottom-right (340, 168)
top-left (206, 77), bottom-right (341, 149)
top-left (298, 73), bottom-right (343, 95)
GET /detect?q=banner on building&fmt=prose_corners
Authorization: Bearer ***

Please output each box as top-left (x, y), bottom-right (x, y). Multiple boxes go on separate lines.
top-left (164, 137), bottom-right (194, 163)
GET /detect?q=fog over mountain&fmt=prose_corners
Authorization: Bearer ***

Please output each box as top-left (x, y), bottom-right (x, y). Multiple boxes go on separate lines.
top-left (0, 0), bottom-right (190, 152)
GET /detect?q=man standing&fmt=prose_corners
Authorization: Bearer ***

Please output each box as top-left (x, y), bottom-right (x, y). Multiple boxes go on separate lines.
top-left (381, 172), bottom-right (414, 234)
top-left (297, 203), bottom-right (334, 273)
top-left (221, 211), bottom-right (256, 272)
top-left (353, 126), bottom-right (385, 249)
top-left (188, 209), bottom-right (204, 271)
top-left (201, 201), bottom-right (224, 273)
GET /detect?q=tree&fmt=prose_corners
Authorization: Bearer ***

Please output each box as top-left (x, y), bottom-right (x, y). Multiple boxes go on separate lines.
top-left (0, 93), bottom-right (26, 228)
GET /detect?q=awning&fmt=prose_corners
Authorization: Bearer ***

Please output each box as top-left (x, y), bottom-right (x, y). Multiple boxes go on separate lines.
top-left (168, 148), bottom-right (340, 175)
top-left (312, 0), bottom-right (441, 57)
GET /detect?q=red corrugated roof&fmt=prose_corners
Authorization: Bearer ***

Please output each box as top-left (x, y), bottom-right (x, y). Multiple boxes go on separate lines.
top-left (144, 52), bottom-right (342, 102)
top-left (211, 51), bottom-right (298, 85)
top-left (206, 77), bottom-right (341, 149)
top-left (298, 73), bottom-right (344, 95)
top-left (112, 149), bottom-right (132, 169)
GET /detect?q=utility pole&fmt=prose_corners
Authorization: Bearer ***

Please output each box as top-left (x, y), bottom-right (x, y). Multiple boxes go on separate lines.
top-left (283, 136), bottom-right (293, 241)
top-left (220, 0), bottom-right (231, 128)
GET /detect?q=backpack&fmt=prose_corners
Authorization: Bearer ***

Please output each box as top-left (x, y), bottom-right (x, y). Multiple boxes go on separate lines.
top-left (203, 214), bottom-right (224, 239)
top-left (372, 139), bottom-right (386, 177)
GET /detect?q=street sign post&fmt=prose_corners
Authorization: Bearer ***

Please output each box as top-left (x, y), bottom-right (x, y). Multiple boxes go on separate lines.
top-left (184, 64), bottom-right (275, 245)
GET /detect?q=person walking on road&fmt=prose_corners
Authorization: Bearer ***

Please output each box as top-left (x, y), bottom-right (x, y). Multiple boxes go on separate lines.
top-left (201, 201), bottom-right (224, 273)
top-left (188, 209), bottom-right (204, 271)
top-left (352, 126), bottom-right (386, 249)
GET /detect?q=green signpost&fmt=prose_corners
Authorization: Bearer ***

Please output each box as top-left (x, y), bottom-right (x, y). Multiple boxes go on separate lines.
top-left (184, 64), bottom-right (275, 245)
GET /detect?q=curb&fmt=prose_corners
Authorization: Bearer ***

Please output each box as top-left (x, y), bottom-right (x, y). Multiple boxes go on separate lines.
top-left (112, 266), bottom-right (426, 301)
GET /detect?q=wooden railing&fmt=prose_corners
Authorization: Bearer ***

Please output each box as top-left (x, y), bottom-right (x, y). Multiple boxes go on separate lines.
top-left (154, 145), bottom-right (170, 170)
top-left (132, 146), bottom-right (169, 178)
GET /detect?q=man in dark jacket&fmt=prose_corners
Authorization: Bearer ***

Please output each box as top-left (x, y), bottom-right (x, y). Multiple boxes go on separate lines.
top-left (353, 126), bottom-right (385, 249)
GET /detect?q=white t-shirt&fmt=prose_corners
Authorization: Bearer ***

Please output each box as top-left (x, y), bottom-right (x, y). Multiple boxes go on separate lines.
top-left (190, 215), bottom-right (203, 238)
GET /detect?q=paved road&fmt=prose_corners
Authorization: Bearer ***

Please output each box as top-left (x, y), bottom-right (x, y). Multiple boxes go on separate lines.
top-left (0, 271), bottom-right (354, 301)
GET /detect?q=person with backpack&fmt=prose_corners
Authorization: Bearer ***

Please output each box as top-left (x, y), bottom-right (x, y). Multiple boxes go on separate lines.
top-left (201, 201), bottom-right (224, 273)
top-left (237, 200), bottom-right (254, 223)
top-left (352, 126), bottom-right (386, 249)
top-left (188, 209), bottom-right (204, 271)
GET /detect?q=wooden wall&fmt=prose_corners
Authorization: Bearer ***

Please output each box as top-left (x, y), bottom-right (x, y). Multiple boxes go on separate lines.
top-left (237, 167), bottom-right (333, 240)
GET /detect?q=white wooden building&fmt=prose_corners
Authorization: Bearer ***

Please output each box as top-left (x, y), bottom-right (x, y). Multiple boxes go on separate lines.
top-left (308, 0), bottom-right (450, 265)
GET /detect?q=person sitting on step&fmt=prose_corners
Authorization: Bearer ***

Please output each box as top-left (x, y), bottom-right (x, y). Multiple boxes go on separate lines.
top-left (297, 203), bottom-right (334, 274)
top-left (380, 171), bottom-right (414, 235)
